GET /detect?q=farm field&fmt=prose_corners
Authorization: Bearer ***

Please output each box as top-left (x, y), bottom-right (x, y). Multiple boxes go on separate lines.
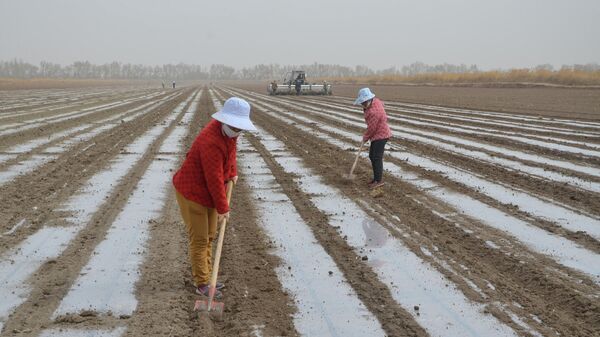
top-left (0, 84), bottom-right (599, 337)
top-left (232, 81), bottom-right (600, 120)
top-left (0, 79), bottom-right (157, 91)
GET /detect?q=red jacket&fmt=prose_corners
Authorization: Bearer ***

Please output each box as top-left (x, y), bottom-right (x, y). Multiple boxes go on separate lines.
top-left (363, 98), bottom-right (392, 142)
top-left (173, 120), bottom-right (237, 214)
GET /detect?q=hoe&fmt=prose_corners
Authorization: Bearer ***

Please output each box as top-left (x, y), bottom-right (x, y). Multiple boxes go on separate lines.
top-left (194, 180), bottom-right (234, 320)
top-left (343, 141), bottom-right (366, 180)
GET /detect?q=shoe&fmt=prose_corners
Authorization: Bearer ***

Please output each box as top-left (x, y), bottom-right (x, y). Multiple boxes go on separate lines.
top-left (196, 284), bottom-right (223, 299)
top-left (367, 179), bottom-right (375, 187)
top-left (194, 282), bottom-right (224, 290)
top-left (369, 181), bottom-right (385, 189)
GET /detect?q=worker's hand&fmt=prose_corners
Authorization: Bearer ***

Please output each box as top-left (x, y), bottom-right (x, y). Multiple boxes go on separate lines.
top-left (230, 176), bottom-right (238, 185)
top-left (218, 212), bottom-right (230, 223)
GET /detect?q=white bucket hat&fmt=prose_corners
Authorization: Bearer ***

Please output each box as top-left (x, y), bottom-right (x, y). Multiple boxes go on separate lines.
top-left (211, 97), bottom-right (257, 131)
top-left (354, 87), bottom-right (376, 105)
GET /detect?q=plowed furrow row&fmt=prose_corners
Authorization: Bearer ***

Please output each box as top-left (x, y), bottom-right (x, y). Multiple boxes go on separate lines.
top-left (215, 86), bottom-right (599, 337)
top-left (0, 89), bottom-right (200, 336)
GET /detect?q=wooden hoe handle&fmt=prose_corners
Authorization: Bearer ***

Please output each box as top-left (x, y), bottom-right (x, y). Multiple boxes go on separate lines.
top-left (349, 141), bottom-right (366, 176)
top-left (207, 180), bottom-right (234, 308)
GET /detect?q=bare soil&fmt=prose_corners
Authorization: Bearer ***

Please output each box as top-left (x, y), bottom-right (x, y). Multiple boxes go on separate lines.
top-left (1, 83), bottom-right (599, 337)
top-left (0, 78), bottom-right (156, 90)
top-left (214, 85), bottom-right (600, 337)
top-left (229, 80), bottom-right (600, 120)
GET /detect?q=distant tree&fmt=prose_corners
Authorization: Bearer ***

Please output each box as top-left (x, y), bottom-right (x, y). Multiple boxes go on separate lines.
top-left (535, 64), bottom-right (554, 71)
top-left (0, 60), bottom-right (596, 82)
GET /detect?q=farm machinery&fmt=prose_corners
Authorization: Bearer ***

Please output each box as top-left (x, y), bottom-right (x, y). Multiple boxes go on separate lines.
top-left (268, 70), bottom-right (332, 95)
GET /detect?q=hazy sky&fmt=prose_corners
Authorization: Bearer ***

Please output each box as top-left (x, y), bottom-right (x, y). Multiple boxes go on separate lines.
top-left (1, 0), bottom-right (599, 70)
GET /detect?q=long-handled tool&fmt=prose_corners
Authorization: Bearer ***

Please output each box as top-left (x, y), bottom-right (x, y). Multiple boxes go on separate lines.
top-left (343, 141), bottom-right (366, 180)
top-left (194, 180), bottom-right (234, 319)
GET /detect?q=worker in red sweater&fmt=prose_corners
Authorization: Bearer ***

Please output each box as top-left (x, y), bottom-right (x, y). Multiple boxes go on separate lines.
top-left (354, 88), bottom-right (392, 189)
top-left (172, 96), bottom-right (256, 298)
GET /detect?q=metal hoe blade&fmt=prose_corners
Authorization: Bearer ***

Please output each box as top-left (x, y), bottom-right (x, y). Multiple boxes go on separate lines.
top-left (194, 298), bottom-right (224, 320)
top-left (343, 172), bottom-right (356, 180)
top-left (344, 141), bottom-right (365, 181)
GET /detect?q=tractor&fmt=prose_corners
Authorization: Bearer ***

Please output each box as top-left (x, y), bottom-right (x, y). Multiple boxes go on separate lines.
top-left (268, 70), bottom-right (332, 96)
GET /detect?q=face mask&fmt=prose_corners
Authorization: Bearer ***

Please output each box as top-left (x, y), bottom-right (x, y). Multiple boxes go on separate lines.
top-left (222, 124), bottom-right (241, 138)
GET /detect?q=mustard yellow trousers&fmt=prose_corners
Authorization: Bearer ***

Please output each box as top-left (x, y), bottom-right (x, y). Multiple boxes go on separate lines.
top-left (175, 191), bottom-right (218, 286)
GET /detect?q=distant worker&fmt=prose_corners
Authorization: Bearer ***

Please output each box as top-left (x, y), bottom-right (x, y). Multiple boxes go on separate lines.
top-left (294, 75), bottom-right (303, 96)
top-left (172, 81), bottom-right (176, 89)
top-left (322, 81), bottom-right (328, 94)
top-left (354, 88), bottom-right (391, 189)
top-left (161, 82), bottom-right (165, 89)
top-left (270, 81), bottom-right (278, 94)
top-left (172, 97), bottom-right (257, 297)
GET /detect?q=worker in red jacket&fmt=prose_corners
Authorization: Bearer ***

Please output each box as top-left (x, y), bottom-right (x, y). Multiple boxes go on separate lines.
top-left (172, 96), bottom-right (256, 297)
top-left (354, 88), bottom-right (392, 189)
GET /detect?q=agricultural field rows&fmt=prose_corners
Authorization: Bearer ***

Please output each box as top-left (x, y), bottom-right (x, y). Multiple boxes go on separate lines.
top-left (0, 84), bottom-right (598, 337)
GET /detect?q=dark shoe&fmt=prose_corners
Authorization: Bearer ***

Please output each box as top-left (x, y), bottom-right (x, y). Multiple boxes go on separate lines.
top-left (196, 284), bottom-right (223, 299)
top-left (195, 281), bottom-right (224, 290)
top-left (369, 181), bottom-right (385, 189)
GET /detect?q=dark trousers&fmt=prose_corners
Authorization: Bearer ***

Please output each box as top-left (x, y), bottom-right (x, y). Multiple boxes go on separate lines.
top-left (369, 138), bottom-right (388, 182)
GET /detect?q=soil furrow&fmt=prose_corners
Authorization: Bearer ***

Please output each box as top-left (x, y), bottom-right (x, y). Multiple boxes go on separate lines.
top-left (221, 87), bottom-right (600, 250)
top-left (303, 97), bottom-right (600, 146)
top-left (243, 126), bottom-right (429, 337)
top-left (254, 91), bottom-right (600, 173)
top-left (0, 89), bottom-right (156, 124)
top-left (0, 88), bottom-right (198, 337)
top-left (0, 90), bottom-right (190, 252)
top-left (0, 91), bottom-right (170, 149)
top-left (123, 88), bottom-right (298, 337)
top-left (3, 82), bottom-right (599, 337)
top-left (220, 88), bottom-right (599, 337)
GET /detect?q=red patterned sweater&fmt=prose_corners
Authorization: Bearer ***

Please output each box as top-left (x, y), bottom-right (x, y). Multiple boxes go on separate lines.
top-left (172, 120), bottom-right (237, 214)
top-left (362, 98), bottom-right (392, 142)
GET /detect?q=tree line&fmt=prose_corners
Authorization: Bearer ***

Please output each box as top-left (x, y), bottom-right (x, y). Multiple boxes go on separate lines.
top-left (1, 59), bottom-right (598, 80)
